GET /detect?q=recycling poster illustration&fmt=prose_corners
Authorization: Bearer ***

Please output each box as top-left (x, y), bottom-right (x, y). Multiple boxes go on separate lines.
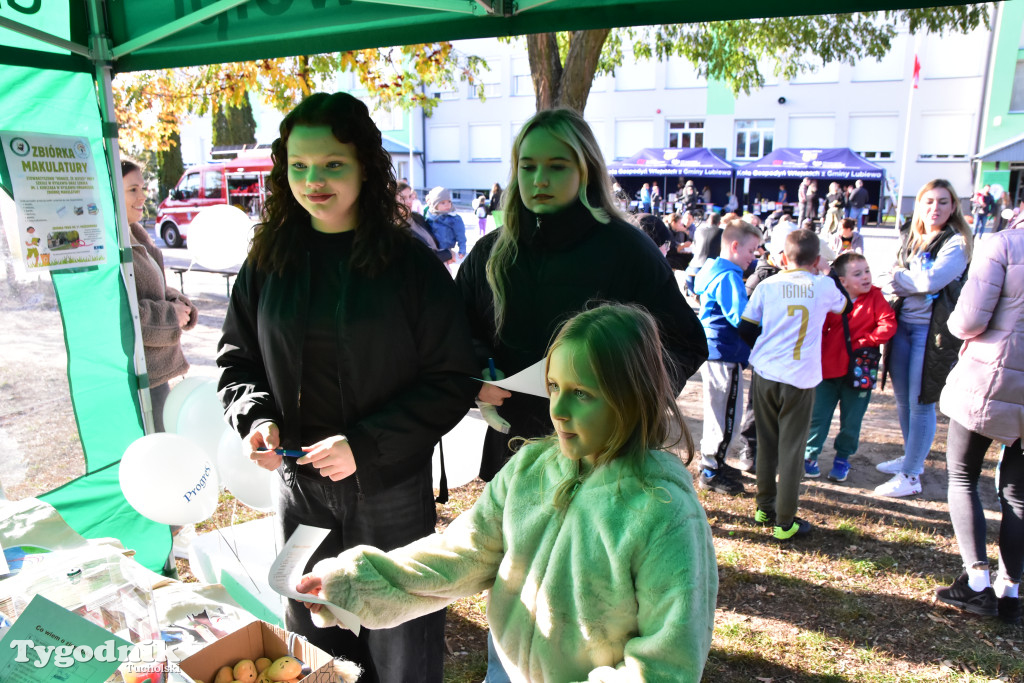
top-left (1, 131), bottom-right (109, 272)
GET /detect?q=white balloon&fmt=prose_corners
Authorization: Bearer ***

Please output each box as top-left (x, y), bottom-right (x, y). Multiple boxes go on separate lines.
top-left (432, 415), bottom-right (487, 489)
top-left (186, 204), bottom-right (251, 270)
top-left (119, 433), bottom-right (219, 525)
top-left (216, 429), bottom-right (277, 512)
top-left (162, 376), bottom-right (208, 434)
top-left (991, 183), bottom-right (1004, 198)
top-left (176, 379), bottom-right (230, 463)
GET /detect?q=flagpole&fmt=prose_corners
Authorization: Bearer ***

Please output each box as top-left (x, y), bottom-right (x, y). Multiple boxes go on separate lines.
top-left (894, 34), bottom-right (922, 233)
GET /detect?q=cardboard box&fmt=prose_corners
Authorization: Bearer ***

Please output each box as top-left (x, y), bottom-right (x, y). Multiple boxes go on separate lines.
top-left (178, 621), bottom-right (338, 683)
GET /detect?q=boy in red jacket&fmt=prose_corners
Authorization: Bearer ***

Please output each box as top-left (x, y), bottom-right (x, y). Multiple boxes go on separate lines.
top-left (804, 253), bottom-right (897, 481)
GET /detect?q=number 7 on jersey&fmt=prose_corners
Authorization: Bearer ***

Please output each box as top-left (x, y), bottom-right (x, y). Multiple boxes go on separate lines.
top-left (787, 305), bottom-right (809, 360)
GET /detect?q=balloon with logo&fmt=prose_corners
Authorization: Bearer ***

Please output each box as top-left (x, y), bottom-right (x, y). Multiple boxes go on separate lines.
top-left (216, 429), bottom-right (277, 512)
top-left (119, 433), bottom-right (219, 525)
top-left (187, 204), bottom-right (251, 270)
top-left (161, 376), bottom-right (208, 434)
top-left (175, 379), bottom-right (230, 463)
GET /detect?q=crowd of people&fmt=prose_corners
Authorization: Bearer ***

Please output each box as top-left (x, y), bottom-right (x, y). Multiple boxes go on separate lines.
top-left (180, 89), bottom-right (1022, 682)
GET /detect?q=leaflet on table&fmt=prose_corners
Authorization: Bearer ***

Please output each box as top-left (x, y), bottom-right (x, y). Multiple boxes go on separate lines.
top-left (0, 131), bottom-right (109, 273)
top-left (267, 525), bottom-right (361, 635)
top-left (477, 358), bottom-right (547, 397)
top-left (0, 594), bottom-right (129, 683)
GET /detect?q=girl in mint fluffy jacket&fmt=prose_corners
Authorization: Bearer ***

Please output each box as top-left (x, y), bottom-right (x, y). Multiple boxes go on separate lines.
top-left (298, 303), bottom-right (718, 682)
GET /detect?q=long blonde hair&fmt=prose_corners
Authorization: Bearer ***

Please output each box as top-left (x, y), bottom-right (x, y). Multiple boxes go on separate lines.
top-left (486, 110), bottom-right (620, 336)
top-left (906, 178), bottom-right (973, 261)
top-left (536, 303), bottom-right (694, 510)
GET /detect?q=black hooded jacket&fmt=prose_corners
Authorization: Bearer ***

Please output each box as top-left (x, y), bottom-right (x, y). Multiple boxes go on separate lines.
top-left (455, 200), bottom-right (708, 479)
top-left (217, 222), bottom-right (478, 494)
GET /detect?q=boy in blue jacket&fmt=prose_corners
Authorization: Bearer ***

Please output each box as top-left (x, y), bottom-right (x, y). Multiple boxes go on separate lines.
top-left (425, 186), bottom-right (468, 261)
top-left (694, 219), bottom-right (762, 495)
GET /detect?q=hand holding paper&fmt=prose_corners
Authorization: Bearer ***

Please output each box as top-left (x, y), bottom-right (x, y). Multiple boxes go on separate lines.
top-left (268, 525), bottom-right (361, 634)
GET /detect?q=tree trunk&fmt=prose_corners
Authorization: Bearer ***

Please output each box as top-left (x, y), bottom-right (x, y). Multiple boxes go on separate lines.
top-left (527, 29), bottom-right (611, 113)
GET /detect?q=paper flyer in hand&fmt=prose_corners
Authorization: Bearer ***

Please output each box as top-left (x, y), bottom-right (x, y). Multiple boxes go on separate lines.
top-left (268, 525), bottom-right (361, 635)
top-left (482, 358), bottom-right (547, 397)
top-left (0, 594), bottom-right (130, 682)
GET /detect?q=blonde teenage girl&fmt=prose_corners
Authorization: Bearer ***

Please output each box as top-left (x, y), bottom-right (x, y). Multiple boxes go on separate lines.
top-left (297, 303), bottom-right (718, 682)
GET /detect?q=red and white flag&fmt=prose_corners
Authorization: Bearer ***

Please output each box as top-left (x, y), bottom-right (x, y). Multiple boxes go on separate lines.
top-left (912, 54), bottom-right (921, 89)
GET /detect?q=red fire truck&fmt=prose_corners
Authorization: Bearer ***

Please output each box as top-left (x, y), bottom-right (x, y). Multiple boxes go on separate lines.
top-left (155, 153), bottom-right (272, 247)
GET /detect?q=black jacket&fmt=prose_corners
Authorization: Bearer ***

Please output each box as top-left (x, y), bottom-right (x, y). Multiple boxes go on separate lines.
top-left (217, 225), bottom-right (478, 494)
top-left (456, 200), bottom-right (708, 479)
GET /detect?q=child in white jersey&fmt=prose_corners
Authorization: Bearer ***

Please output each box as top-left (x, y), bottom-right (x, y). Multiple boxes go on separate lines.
top-left (296, 304), bottom-right (718, 682)
top-left (740, 229), bottom-right (846, 541)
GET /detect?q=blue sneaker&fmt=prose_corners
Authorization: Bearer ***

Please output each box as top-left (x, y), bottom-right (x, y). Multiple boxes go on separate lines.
top-left (828, 459), bottom-right (851, 482)
top-left (804, 460), bottom-right (820, 478)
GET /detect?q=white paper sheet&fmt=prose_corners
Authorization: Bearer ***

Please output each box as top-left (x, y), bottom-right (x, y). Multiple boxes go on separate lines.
top-left (268, 525), bottom-right (361, 634)
top-left (482, 358), bottom-right (547, 397)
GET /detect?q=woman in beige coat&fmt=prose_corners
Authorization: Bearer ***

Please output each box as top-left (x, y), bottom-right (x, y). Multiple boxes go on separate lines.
top-left (122, 159), bottom-right (198, 432)
top-left (936, 218), bottom-right (1024, 625)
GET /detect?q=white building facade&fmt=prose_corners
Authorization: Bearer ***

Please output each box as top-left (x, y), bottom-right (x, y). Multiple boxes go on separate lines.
top-left (419, 30), bottom-right (991, 212)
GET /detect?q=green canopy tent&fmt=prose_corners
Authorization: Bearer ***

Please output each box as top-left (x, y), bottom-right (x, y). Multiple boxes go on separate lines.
top-left (0, 0), bottom-right (945, 571)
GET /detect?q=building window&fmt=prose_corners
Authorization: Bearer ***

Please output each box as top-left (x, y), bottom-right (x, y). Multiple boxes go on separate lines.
top-left (512, 58), bottom-right (533, 97)
top-left (734, 120), bottom-right (774, 160)
top-left (469, 60), bottom-right (501, 99)
top-left (665, 56), bottom-right (706, 89)
top-left (667, 121), bottom-right (704, 148)
top-left (787, 115), bottom-right (835, 148)
top-left (427, 125), bottom-right (460, 162)
top-left (1011, 60), bottom-right (1024, 113)
top-left (921, 30), bottom-right (986, 79)
top-left (851, 33), bottom-right (907, 82)
top-left (371, 105), bottom-right (404, 132)
top-left (469, 124), bottom-right (502, 161)
top-left (790, 56), bottom-right (840, 85)
top-left (849, 113), bottom-right (898, 161)
top-left (917, 112), bottom-right (972, 161)
top-left (432, 83), bottom-right (460, 100)
top-left (614, 50), bottom-right (656, 91)
top-left (615, 119), bottom-right (653, 159)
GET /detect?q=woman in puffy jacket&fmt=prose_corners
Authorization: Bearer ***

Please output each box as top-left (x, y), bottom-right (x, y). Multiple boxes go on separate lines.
top-left (935, 217), bottom-right (1024, 625)
top-left (875, 179), bottom-right (972, 498)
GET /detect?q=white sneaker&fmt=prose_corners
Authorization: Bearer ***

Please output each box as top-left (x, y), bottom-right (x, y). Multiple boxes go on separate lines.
top-left (876, 456), bottom-right (905, 474)
top-left (874, 473), bottom-right (921, 498)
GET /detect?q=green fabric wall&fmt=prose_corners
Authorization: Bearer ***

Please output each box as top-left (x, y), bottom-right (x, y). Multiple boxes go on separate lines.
top-left (0, 65), bottom-right (171, 571)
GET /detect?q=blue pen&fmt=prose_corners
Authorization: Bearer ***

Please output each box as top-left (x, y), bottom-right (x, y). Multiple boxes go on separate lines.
top-left (488, 357), bottom-right (497, 382)
top-left (257, 447), bottom-right (305, 458)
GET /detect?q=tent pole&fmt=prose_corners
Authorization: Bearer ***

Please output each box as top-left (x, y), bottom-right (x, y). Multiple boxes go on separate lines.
top-left (87, 0), bottom-right (155, 433)
top-left (0, 16), bottom-right (90, 57)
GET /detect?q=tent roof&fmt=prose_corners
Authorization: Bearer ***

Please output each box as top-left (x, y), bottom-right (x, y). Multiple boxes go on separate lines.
top-left (975, 131), bottom-right (1024, 162)
top-left (608, 147), bottom-right (734, 178)
top-left (0, 1), bottom-right (957, 74)
top-left (735, 147), bottom-right (885, 181)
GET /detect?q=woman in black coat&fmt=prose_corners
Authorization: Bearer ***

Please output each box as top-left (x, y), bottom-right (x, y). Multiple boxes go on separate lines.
top-left (456, 109), bottom-right (707, 481)
top-left (217, 92), bottom-right (477, 682)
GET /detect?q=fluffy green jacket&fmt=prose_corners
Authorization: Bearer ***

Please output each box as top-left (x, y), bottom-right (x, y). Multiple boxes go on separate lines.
top-left (312, 442), bottom-right (718, 682)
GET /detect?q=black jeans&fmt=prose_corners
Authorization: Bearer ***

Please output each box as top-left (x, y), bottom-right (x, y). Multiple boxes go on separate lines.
top-left (946, 420), bottom-right (1024, 582)
top-left (278, 465), bottom-right (445, 683)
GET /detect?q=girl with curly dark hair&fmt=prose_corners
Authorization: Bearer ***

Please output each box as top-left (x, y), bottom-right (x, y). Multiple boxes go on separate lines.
top-left (217, 92), bottom-right (477, 681)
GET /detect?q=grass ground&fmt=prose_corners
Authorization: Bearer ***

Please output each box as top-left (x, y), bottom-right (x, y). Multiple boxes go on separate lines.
top-left (182, 469), bottom-right (1023, 683)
